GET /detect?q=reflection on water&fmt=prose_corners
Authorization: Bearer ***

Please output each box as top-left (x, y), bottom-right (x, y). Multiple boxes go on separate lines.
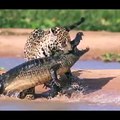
top-left (0, 57), bottom-right (120, 110)
top-left (0, 58), bottom-right (119, 70)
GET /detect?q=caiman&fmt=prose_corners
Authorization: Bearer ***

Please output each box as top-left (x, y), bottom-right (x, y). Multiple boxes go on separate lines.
top-left (23, 17), bottom-right (85, 99)
top-left (0, 32), bottom-right (89, 99)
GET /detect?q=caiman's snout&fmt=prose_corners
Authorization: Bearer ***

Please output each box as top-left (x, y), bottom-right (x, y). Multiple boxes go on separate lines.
top-left (67, 32), bottom-right (83, 54)
top-left (68, 31), bottom-right (89, 55)
top-left (70, 31), bottom-right (84, 50)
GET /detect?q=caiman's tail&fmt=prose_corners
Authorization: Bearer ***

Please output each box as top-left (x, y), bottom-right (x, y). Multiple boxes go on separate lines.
top-left (64, 17), bottom-right (85, 32)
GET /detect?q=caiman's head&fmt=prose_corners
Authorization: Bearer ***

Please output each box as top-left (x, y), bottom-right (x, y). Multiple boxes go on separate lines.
top-left (69, 31), bottom-right (90, 57)
top-left (50, 17), bottom-right (85, 54)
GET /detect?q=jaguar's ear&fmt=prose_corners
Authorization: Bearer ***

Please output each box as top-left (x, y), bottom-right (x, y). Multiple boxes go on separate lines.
top-left (51, 27), bottom-right (57, 35)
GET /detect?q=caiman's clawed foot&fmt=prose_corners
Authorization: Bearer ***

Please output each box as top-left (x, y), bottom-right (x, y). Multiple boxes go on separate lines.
top-left (3, 90), bottom-right (20, 98)
top-left (24, 94), bottom-right (35, 100)
top-left (47, 84), bottom-right (61, 99)
top-left (43, 81), bottom-right (52, 89)
top-left (18, 92), bottom-right (35, 100)
top-left (40, 84), bottom-right (61, 99)
top-left (65, 70), bottom-right (80, 90)
top-left (60, 78), bottom-right (82, 98)
top-left (71, 82), bottom-right (80, 90)
top-left (18, 87), bottom-right (35, 100)
top-left (49, 63), bottom-right (61, 88)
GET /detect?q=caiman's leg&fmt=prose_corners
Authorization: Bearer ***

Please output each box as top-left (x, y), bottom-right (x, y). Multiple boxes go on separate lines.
top-left (43, 32), bottom-right (83, 90)
top-left (40, 65), bottom-right (62, 98)
top-left (18, 87), bottom-right (35, 100)
top-left (59, 70), bottom-right (80, 97)
top-left (65, 32), bottom-right (83, 88)
top-left (3, 91), bottom-right (20, 98)
top-left (19, 64), bottom-right (62, 99)
top-left (60, 32), bottom-right (83, 95)
top-left (64, 69), bottom-right (73, 86)
top-left (46, 64), bottom-right (62, 98)
top-left (65, 70), bottom-right (80, 89)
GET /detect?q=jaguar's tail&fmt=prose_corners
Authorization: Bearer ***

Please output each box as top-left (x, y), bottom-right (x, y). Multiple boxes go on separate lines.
top-left (64, 17), bottom-right (85, 31)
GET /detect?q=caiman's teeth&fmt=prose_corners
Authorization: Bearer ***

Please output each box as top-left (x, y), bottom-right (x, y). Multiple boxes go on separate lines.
top-left (79, 47), bottom-right (90, 51)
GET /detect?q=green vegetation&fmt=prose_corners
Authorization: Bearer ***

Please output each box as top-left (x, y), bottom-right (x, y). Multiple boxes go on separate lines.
top-left (101, 53), bottom-right (120, 62)
top-left (0, 10), bottom-right (120, 31)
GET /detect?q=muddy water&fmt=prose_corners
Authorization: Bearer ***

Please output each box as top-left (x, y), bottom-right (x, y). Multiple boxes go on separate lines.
top-left (0, 58), bottom-right (120, 110)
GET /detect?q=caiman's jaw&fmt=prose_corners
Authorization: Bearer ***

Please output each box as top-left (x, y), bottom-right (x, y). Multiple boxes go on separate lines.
top-left (75, 47), bottom-right (90, 56)
top-left (66, 31), bottom-right (84, 55)
top-left (71, 32), bottom-right (83, 50)
top-left (66, 46), bottom-right (89, 57)
top-left (71, 31), bottom-right (89, 56)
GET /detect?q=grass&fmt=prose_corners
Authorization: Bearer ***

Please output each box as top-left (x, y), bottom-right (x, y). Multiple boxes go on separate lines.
top-left (101, 53), bottom-right (120, 62)
top-left (0, 10), bottom-right (120, 31)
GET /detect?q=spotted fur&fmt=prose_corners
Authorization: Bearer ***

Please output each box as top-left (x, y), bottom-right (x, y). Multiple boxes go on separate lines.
top-left (24, 27), bottom-right (72, 60)
top-left (24, 17), bottom-right (85, 60)
top-left (22, 18), bottom-right (85, 99)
